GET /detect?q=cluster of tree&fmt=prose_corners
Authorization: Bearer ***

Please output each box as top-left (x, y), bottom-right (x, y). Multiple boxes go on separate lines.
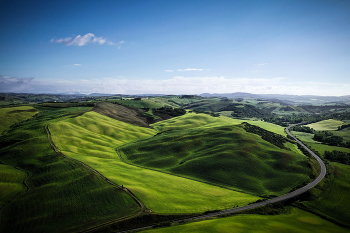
top-left (241, 122), bottom-right (292, 150)
top-left (291, 125), bottom-right (315, 134)
top-left (190, 110), bottom-right (220, 117)
top-left (337, 124), bottom-right (350, 131)
top-left (219, 104), bottom-right (271, 118)
top-left (313, 131), bottom-right (344, 146)
top-left (153, 106), bottom-right (186, 117)
top-left (324, 150), bottom-right (350, 165)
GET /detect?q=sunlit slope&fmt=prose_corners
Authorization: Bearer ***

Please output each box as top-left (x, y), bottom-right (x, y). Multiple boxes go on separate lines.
top-left (0, 106), bottom-right (140, 233)
top-left (151, 113), bottom-right (287, 136)
top-left (144, 208), bottom-right (348, 233)
top-left (0, 164), bottom-right (26, 208)
top-left (306, 119), bottom-right (346, 131)
top-left (121, 125), bottom-right (309, 196)
top-left (0, 106), bottom-right (38, 134)
top-left (50, 111), bottom-right (259, 213)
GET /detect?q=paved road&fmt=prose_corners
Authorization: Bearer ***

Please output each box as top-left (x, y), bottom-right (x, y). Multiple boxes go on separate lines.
top-left (117, 123), bottom-right (327, 232)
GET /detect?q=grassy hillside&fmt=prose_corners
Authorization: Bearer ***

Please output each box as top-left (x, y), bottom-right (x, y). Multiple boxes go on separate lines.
top-left (0, 106), bottom-right (140, 233)
top-left (108, 99), bottom-right (168, 109)
top-left (0, 164), bottom-right (27, 209)
top-left (296, 162), bottom-right (350, 228)
top-left (50, 111), bottom-right (259, 214)
top-left (306, 119), bottom-right (346, 131)
top-left (151, 112), bottom-right (287, 136)
top-left (0, 106), bottom-right (38, 134)
top-left (144, 208), bottom-right (349, 233)
top-left (120, 124), bottom-right (310, 196)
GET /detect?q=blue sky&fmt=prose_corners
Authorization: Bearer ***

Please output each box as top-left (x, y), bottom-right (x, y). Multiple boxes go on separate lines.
top-left (1, 0), bottom-right (350, 95)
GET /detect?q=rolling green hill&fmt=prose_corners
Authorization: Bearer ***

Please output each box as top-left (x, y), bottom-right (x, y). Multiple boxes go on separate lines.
top-left (120, 123), bottom-right (310, 196)
top-left (0, 106), bottom-right (38, 134)
top-left (0, 164), bottom-right (27, 209)
top-left (50, 111), bottom-right (259, 214)
top-left (0, 106), bottom-right (140, 233)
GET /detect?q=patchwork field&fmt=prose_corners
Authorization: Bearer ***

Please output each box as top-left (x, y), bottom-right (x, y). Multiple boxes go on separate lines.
top-left (143, 208), bottom-right (349, 233)
top-left (50, 111), bottom-right (260, 214)
top-left (120, 124), bottom-right (310, 196)
top-left (0, 106), bottom-right (38, 134)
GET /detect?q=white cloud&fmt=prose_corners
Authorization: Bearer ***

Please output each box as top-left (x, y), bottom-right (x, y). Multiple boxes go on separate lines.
top-left (177, 68), bottom-right (204, 72)
top-left (73, 64), bottom-right (82, 66)
top-left (50, 33), bottom-right (115, 46)
top-left (165, 70), bottom-right (174, 72)
top-left (1, 74), bottom-right (349, 96)
top-left (255, 63), bottom-right (268, 67)
top-left (117, 40), bottom-right (125, 49)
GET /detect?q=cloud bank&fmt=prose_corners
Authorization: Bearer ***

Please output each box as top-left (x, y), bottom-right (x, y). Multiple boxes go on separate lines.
top-left (1, 75), bottom-right (349, 96)
top-left (50, 33), bottom-right (115, 46)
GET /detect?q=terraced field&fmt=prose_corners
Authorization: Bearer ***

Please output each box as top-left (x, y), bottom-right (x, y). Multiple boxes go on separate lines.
top-left (143, 208), bottom-right (349, 233)
top-left (0, 106), bottom-right (38, 134)
top-left (50, 111), bottom-right (260, 214)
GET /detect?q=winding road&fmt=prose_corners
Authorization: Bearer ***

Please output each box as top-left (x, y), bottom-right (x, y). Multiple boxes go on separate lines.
top-left (117, 123), bottom-right (327, 232)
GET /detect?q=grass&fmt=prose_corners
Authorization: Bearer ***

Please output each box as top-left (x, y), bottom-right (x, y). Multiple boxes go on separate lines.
top-left (151, 112), bottom-right (287, 136)
top-left (108, 99), bottom-right (168, 109)
top-left (0, 164), bottom-right (27, 208)
top-left (306, 119), bottom-right (346, 131)
top-left (0, 106), bottom-right (140, 233)
top-left (50, 111), bottom-right (259, 214)
top-left (120, 124), bottom-right (310, 196)
top-left (0, 106), bottom-right (38, 134)
top-left (333, 127), bottom-right (350, 142)
top-left (297, 162), bottom-right (350, 228)
top-left (306, 143), bottom-right (350, 156)
top-left (291, 132), bottom-right (321, 144)
top-left (143, 207), bottom-right (349, 233)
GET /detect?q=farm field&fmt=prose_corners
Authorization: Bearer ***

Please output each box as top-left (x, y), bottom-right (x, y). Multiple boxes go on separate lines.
top-left (0, 106), bottom-right (141, 233)
top-left (143, 207), bottom-right (349, 233)
top-left (120, 124), bottom-right (310, 196)
top-left (0, 106), bottom-right (38, 134)
top-left (50, 111), bottom-right (260, 214)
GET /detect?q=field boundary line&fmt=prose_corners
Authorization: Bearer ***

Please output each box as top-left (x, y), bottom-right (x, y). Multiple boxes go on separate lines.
top-left (45, 124), bottom-right (149, 233)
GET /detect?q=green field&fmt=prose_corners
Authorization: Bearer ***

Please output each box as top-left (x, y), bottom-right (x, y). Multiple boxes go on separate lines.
top-left (306, 119), bottom-right (346, 131)
top-left (151, 113), bottom-right (287, 136)
top-left (0, 106), bottom-right (38, 134)
top-left (332, 127), bottom-right (350, 142)
top-left (0, 106), bottom-right (140, 233)
top-left (50, 111), bottom-right (260, 214)
top-left (121, 124), bottom-right (309, 196)
top-left (291, 132), bottom-right (321, 144)
top-left (306, 143), bottom-right (350, 156)
top-left (0, 164), bottom-right (27, 208)
top-left (143, 208), bottom-right (349, 233)
top-left (108, 99), bottom-right (169, 109)
top-left (298, 162), bottom-right (350, 227)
